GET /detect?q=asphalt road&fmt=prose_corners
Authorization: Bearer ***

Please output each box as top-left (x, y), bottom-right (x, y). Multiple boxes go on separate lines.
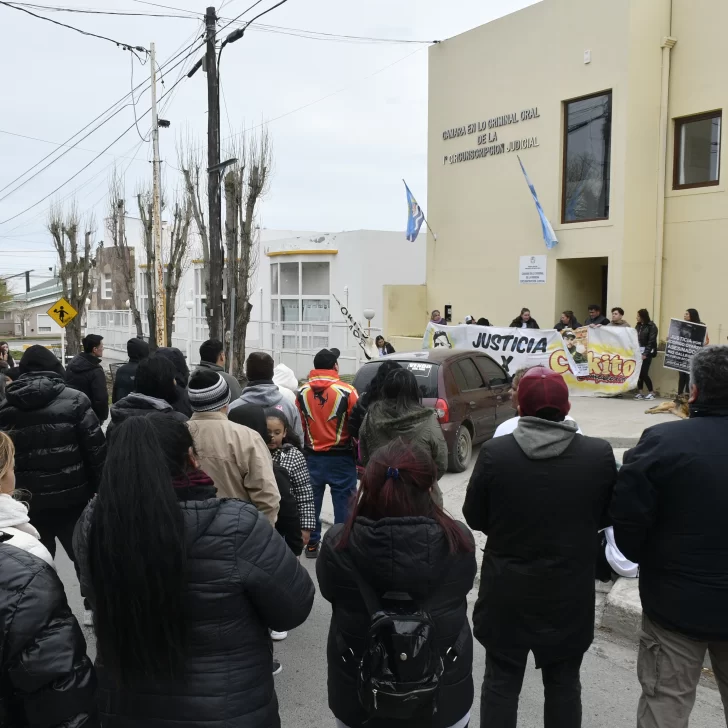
top-left (56, 548), bottom-right (725, 727)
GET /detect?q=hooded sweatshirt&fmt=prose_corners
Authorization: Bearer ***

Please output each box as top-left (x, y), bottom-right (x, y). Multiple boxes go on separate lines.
top-left (112, 338), bottom-right (150, 403)
top-left (0, 493), bottom-right (54, 566)
top-left (359, 401), bottom-right (448, 505)
top-left (65, 351), bottom-right (109, 423)
top-left (231, 380), bottom-right (304, 443)
top-left (512, 416), bottom-right (579, 459)
top-left (108, 392), bottom-right (188, 439)
top-left (297, 369), bottom-right (358, 455)
top-left (273, 363), bottom-right (298, 406)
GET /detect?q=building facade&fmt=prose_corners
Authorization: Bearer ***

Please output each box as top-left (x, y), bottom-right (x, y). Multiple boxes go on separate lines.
top-left (387, 0), bottom-right (728, 360)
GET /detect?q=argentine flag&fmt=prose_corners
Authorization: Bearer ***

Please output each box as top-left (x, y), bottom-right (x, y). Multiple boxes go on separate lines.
top-left (404, 182), bottom-right (425, 242)
top-left (518, 156), bottom-right (558, 250)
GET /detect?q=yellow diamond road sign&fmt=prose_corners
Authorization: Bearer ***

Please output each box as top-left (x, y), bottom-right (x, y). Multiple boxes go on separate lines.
top-left (47, 298), bottom-right (78, 328)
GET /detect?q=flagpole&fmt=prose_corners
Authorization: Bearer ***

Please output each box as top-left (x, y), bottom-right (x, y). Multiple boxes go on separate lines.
top-left (402, 179), bottom-right (438, 241)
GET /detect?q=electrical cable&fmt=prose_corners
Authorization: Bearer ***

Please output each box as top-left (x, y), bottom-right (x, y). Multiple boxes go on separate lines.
top-left (218, 0), bottom-right (266, 33)
top-left (130, 52), bottom-right (151, 143)
top-left (10, 1), bottom-right (196, 18)
top-left (0, 1), bottom-right (148, 51)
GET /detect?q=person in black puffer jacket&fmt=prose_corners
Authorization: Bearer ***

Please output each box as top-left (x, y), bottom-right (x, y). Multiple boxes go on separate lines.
top-left (74, 415), bottom-right (315, 728)
top-left (112, 337), bottom-right (150, 403)
top-left (65, 334), bottom-right (109, 423)
top-left (0, 345), bottom-right (106, 563)
top-left (156, 346), bottom-right (193, 417)
top-left (107, 355), bottom-right (188, 440)
top-left (317, 440), bottom-right (477, 728)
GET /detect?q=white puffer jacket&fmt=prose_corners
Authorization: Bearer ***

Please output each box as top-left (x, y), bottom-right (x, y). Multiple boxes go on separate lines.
top-left (0, 493), bottom-right (54, 567)
top-left (273, 363), bottom-right (298, 406)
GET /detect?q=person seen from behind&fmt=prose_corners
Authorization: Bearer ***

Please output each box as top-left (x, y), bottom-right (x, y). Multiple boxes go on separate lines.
top-left (74, 415), bottom-right (315, 726)
top-left (317, 441), bottom-right (477, 728)
top-left (359, 368), bottom-right (447, 506)
top-left (187, 369), bottom-right (280, 524)
top-left (608, 307), bottom-right (630, 327)
top-left (476, 317), bottom-right (491, 327)
top-left (195, 338), bottom-right (243, 401)
top-left (0, 345), bottom-right (106, 626)
top-left (272, 362), bottom-right (299, 406)
top-left (0, 430), bottom-right (98, 727)
top-left (634, 309), bottom-right (658, 400)
top-left (677, 308), bottom-right (708, 396)
top-left (156, 347), bottom-right (193, 417)
top-left (610, 345), bottom-right (728, 728)
top-left (348, 359), bottom-right (402, 440)
top-left (263, 408), bottom-right (315, 544)
top-left (65, 333), bottom-right (109, 423)
top-left (107, 355), bottom-right (188, 438)
top-left (464, 366), bottom-right (616, 728)
top-left (297, 347), bottom-right (358, 559)
top-left (374, 334), bottom-right (395, 356)
top-left (585, 304), bottom-right (609, 327)
top-left (111, 337), bottom-right (149, 403)
top-left (510, 307), bottom-right (539, 329)
top-left (554, 310), bottom-right (581, 331)
top-left (230, 351), bottom-right (304, 444)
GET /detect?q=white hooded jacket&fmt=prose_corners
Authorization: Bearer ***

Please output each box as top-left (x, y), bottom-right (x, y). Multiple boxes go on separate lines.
top-left (0, 493), bottom-right (54, 567)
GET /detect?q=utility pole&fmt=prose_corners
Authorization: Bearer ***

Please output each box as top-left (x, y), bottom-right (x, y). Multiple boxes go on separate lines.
top-left (206, 6), bottom-right (222, 339)
top-left (150, 41), bottom-right (166, 347)
top-left (25, 270), bottom-right (30, 293)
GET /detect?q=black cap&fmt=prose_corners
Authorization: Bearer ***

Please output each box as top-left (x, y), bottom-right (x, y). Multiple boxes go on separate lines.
top-left (19, 345), bottom-right (64, 376)
top-left (313, 347), bottom-right (341, 370)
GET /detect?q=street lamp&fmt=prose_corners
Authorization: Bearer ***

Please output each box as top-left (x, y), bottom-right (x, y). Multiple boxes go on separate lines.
top-left (363, 309), bottom-right (375, 338)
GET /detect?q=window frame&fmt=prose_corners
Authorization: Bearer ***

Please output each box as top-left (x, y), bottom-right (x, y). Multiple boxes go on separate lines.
top-left (561, 89), bottom-right (613, 224)
top-left (453, 358), bottom-right (486, 392)
top-left (101, 272), bottom-right (112, 300)
top-left (673, 110), bottom-right (722, 191)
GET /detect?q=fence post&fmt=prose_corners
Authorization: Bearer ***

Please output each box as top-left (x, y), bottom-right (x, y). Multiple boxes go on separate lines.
top-left (186, 303), bottom-right (194, 363)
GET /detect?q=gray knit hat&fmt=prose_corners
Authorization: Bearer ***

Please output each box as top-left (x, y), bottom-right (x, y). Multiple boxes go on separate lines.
top-left (188, 369), bottom-right (231, 412)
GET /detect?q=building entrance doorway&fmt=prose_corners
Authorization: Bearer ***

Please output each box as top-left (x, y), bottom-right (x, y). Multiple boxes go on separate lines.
top-left (554, 257), bottom-right (608, 326)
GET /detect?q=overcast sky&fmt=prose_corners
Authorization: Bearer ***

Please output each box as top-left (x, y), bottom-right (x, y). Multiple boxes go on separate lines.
top-left (0, 0), bottom-right (538, 290)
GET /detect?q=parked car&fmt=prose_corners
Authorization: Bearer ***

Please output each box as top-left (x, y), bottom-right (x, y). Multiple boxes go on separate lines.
top-left (351, 349), bottom-right (515, 472)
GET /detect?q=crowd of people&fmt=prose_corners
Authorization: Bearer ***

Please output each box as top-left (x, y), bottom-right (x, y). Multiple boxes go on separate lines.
top-left (0, 330), bottom-right (725, 728)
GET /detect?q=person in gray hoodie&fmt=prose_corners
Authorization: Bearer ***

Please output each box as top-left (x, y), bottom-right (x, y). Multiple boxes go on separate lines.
top-left (229, 352), bottom-right (304, 443)
top-left (359, 368), bottom-right (446, 507)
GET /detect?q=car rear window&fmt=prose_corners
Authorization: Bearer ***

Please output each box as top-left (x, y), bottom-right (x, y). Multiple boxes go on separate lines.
top-left (352, 361), bottom-right (440, 400)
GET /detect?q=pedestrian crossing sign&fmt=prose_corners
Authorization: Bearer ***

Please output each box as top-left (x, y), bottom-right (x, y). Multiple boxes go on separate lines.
top-left (47, 297), bottom-right (78, 328)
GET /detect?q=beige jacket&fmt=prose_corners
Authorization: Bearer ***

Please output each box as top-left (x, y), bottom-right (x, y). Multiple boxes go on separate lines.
top-left (187, 411), bottom-right (280, 524)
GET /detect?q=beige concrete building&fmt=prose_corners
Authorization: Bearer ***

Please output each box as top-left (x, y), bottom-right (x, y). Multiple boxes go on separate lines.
top-left (386, 0), bottom-right (727, 391)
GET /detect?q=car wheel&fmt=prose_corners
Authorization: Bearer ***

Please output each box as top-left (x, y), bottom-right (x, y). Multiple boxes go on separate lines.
top-left (448, 424), bottom-right (472, 473)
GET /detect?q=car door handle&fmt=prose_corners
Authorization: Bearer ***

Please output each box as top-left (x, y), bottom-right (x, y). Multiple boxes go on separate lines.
top-left (469, 401), bottom-right (476, 408)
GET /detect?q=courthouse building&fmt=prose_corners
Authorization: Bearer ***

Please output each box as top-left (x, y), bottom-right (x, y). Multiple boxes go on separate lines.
top-left (386, 0), bottom-right (728, 357)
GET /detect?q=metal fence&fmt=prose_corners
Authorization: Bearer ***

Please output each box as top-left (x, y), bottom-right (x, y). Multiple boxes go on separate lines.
top-left (87, 310), bottom-right (382, 379)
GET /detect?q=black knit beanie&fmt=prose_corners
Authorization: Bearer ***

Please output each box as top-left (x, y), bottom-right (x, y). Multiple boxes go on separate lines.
top-left (19, 345), bottom-right (64, 376)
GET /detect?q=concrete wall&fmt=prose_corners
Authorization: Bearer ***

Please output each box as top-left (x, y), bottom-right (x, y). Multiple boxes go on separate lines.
top-left (382, 284), bottom-right (427, 338)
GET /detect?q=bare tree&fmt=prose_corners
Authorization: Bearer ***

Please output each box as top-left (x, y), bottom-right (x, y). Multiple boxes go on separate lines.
top-left (136, 187), bottom-right (158, 350)
top-left (165, 194), bottom-right (193, 346)
top-left (48, 203), bottom-right (95, 355)
top-left (107, 168), bottom-right (144, 337)
top-left (224, 128), bottom-right (271, 379)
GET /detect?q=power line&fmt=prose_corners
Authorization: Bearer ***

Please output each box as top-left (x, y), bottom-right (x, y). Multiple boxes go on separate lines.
top-left (0, 1), bottom-right (148, 52)
top-left (130, 52), bottom-right (151, 142)
top-left (218, 0), bottom-right (266, 33)
top-left (10, 1), bottom-right (195, 18)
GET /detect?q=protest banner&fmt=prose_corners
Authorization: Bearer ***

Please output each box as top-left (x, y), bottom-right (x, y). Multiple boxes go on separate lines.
top-left (663, 318), bottom-right (707, 373)
top-left (332, 294), bottom-right (376, 360)
top-left (423, 322), bottom-right (641, 397)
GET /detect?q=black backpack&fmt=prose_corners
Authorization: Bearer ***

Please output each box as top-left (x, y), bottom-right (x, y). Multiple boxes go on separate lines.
top-left (346, 561), bottom-right (465, 722)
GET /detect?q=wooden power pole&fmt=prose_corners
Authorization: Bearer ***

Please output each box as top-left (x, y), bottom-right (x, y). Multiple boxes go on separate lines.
top-left (205, 6), bottom-right (223, 340)
top-left (150, 41), bottom-right (166, 347)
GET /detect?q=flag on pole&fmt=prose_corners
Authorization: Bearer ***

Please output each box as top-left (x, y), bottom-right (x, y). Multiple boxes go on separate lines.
top-left (404, 181), bottom-right (425, 242)
top-left (517, 156), bottom-right (558, 249)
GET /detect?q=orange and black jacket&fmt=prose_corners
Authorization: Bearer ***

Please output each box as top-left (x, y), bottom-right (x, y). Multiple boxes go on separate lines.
top-left (296, 369), bottom-right (358, 455)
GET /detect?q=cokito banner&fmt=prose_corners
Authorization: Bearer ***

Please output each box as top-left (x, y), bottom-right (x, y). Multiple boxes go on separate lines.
top-left (423, 323), bottom-right (641, 397)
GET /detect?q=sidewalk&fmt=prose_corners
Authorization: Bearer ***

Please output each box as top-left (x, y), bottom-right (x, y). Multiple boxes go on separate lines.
top-left (319, 396), bottom-right (683, 645)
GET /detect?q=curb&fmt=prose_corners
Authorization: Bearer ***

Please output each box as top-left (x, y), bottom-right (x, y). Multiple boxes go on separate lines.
top-left (600, 578), bottom-right (642, 641)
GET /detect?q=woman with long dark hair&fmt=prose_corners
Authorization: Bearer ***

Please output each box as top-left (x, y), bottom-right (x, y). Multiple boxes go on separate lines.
top-left (359, 368), bottom-right (448, 505)
top-left (317, 441), bottom-right (476, 728)
top-left (678, 309), bottom-right (709, 396)
top-left (347, 359), bottom-right (402, 439)
top-left (634, 308), bottom-right (658, 400)
top-left (510, 307), bottom-right (539, 329)
top-left (73, 415), bottom-right (315, 727)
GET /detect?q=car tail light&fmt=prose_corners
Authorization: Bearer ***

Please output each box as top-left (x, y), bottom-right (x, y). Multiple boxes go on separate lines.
top-left (435, 398), bottom-right (450, 424)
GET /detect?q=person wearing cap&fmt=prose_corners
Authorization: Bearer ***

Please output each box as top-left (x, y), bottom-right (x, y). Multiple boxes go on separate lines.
top-left (463, 366), bottom-right (616, 728)
top-left (0, 345), bottom-right (106, 625)
top-left (186, 369), bottom-right (280, 525)
top-left (297, 347), bottom-right (358, 559)
top-left (112, 337), bottom-right (150, 403)
top-left (65, 333), bottom-right (109, 423)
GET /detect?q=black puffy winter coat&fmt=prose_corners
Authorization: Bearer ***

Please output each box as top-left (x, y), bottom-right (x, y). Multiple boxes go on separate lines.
top-left (74, 490), bottom-right (316, 728)
top-left (0, 538), bottom-right (98, 727)
top-left (0, 373), bottom-right (106, 513)
top-left (610, 405), bottom-right (728, 641)
top-left (273, 463), bottom-right (303, 555)
top-left (65, 353), bottom-right (109, 423)
top-left (107, 393), bottom-right (188, 440)
top-left (317, 517), bottom-right (477, 728)
top-left (156, 347), bottom-right (193, 417)
top-left (112, 339), bottom-right (150, 404)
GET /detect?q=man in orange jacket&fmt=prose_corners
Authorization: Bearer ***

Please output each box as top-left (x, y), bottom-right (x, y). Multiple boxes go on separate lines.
top-left (296, 348), bottom-right (358, 558)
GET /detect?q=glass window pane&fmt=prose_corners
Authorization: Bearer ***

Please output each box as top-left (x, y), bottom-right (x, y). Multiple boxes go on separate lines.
top-left (302, 262), bottom-right (329, 295)
top-left (678, 114), bottom-right (721, 186)
top-left (563, 92), bottom-right (612, 222)
top-left (302, 298), bottom-right (330, 322)
top-left (280, 262), bottom-right (299, 295)
top-left (271, 299), bottom-right (279, 322)
top-left (458, 358), bottom-right (486, 390)
top-left (280, 299), bottom-right (300, 322)
top-left (271, 263), bottom-right (278, 295)
top-left (475, 356), bottom-right (509, 386)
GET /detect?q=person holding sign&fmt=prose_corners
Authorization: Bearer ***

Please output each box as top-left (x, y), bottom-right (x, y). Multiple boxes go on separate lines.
top-left (634, 310), bottom-right (658, 401)
top-left (678, 309), bottom-right (709, 396)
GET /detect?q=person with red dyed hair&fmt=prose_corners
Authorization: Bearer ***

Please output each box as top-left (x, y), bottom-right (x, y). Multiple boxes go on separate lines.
top-left (317, 441), bottom-right (476, 728)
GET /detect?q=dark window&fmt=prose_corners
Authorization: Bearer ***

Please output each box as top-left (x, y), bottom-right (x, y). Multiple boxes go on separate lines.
top-left (674, 111), bottom-right (721, 189)
top-left (562, 91), bottom-right (612, 223)
top-left (453, 358), bottom-right (486, 392)
top-left (351, 361), bottom-right (440, 400)
top-left (475, 356), bottom-right (509, 386)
